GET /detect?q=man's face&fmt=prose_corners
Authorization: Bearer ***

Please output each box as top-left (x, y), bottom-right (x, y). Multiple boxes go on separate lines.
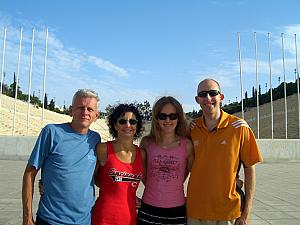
top-left (69, 97), bottom-right (99, 130)
top-left (195, 79), bottom-right (224, 115)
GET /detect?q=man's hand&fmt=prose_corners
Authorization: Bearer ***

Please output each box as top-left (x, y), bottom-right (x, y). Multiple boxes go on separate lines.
top-left (235, 165), bottom-right (256, 225)
top-left (235, 216), bottom-right (248, 225)
top-left (22, 217), bottom-right (35, 225)
top-left (39, 179), bottom-right (45, 195)
top-left (189, 120), bottom-right (196, 129)
top-left (136, 196), bottom-right (142, 209)
top-left (22, 164), bottom-right (38, 225)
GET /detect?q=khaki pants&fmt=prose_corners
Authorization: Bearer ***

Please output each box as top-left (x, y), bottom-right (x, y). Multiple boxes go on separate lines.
top-left (187, 218), bottom-right (236, 225)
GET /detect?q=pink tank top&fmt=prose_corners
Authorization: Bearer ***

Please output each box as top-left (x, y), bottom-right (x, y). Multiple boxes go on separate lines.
top-left (142, 138), bottom-right (188, 208)
top-left (92, 141), bottom-right (144, 225)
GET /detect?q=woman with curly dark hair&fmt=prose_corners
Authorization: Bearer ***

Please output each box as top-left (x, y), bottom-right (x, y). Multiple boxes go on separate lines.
top-left (92, 103), bottom-right (146, 225)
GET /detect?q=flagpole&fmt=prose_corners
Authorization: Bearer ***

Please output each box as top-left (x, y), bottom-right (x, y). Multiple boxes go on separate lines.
top-left (295, 34), bottom-right (300, 139)
top-left (42, 28), bottom-right (48, 127)
top-left (237, 32), bottom-right (244, 119)
top-left (254, 32), bottom-right (260, 138)
top-left (0, 27), bottom-right (7, 115)
top-left (281, 33), bottom-right (288, 139)
top-left (13, 27), bottom-right (23, 135)
top-left (267, 33), bottom-right (274, 139)
top-left (27, 28), bottom-right (35, 135)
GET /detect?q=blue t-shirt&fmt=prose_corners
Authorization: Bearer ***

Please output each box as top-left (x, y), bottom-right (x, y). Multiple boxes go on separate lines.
top-left (28, 123), bottom-right (100, 225)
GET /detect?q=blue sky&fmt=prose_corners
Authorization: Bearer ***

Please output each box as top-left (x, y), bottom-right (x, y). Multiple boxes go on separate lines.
top-left (0, 0), bottom-right (299, 112)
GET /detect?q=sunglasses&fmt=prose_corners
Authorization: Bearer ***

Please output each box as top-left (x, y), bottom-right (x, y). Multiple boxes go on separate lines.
top-left (157, 112), bottom-right (178, 120)
top-left (118, 119), bottom-right (138, 125)
top-left (197, 90), bottom-right (220, 98)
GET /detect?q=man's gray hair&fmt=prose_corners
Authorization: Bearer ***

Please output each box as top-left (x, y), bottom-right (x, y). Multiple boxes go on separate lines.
top-left (72, 89), bottom-right (100, 107)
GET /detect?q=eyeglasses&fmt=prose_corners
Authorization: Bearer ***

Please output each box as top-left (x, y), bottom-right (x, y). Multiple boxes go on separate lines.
top-left (157, 113), bottom-right (178, 120)
top-left (197, 90), bottom-right (220, 98)
top-left (118, 119), bottom-right (138, 125)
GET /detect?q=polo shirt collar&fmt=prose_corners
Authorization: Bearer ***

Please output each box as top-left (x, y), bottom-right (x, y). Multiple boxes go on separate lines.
top-left (218, 110), bottom-right (230, 129)
top-left (196, 109), bottom-right (230, 130)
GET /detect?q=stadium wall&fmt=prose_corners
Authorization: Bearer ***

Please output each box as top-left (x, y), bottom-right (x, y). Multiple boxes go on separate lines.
top-left (0, 136), bottom-right (299, 161)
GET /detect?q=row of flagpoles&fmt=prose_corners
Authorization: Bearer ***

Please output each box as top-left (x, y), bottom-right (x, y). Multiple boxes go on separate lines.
top-left (0, 27), bottom-right (48, 135)
top-left (237, 32), bottom-right (299, 139)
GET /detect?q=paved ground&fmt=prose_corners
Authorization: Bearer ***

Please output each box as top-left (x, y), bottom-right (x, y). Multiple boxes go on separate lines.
top-left (0, 159), bottom-right (299, 225)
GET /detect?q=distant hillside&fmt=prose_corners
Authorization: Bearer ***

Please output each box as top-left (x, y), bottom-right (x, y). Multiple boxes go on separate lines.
top-left (234, 93), bottom-right (299, 139)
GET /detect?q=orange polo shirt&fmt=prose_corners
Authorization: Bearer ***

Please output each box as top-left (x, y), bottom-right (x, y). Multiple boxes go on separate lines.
top-left (187, 110), bottom-right (263, 221)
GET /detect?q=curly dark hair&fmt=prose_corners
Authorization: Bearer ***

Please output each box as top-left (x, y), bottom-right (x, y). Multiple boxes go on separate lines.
top-left (107, 103), bottom-right (144, 139)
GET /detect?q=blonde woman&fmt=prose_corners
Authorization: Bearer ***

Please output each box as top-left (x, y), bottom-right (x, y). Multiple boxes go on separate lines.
top-left (137, 96), bottom-right (194, 225)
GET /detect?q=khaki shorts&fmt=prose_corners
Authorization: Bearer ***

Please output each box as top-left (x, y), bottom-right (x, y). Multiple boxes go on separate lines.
top-left (187, 219), bottom-right (236, 225)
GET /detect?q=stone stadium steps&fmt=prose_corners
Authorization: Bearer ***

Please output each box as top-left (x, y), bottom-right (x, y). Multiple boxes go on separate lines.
top-left (0, 94), bottom-right (111, 141)
top-left (233, 93), bottom-right (299, 139)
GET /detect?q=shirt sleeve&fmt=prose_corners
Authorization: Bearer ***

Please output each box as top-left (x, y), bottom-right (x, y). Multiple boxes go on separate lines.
top-left (28, 125), bottom-right (52, 169)
top-left (240, 126), bottom-right (263, 167)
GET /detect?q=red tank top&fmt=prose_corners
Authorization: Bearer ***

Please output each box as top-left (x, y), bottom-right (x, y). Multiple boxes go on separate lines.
top-left (92, 141), bottom-right (144, 225)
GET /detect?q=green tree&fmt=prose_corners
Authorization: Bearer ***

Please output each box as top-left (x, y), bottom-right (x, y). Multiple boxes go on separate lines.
top-left (8, 73), bottom-right (17, 97)
top-left (48, 98), bottom-right (55, 111)
top-left (44, 93), bottom-right (48, 109)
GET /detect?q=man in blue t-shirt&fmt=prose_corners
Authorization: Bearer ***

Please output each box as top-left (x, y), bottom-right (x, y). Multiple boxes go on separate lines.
top-left (22, 89), bottom-right (101, 225)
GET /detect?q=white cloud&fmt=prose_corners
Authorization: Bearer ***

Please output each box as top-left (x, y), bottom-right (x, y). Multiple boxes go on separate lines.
top-left (283, 24), bottom-right (300, 34)
top-left (0, 13), bottom-right (133, 110)
top-left (273, 24), bottom-right (300, 55)
top-left (87, 56), bottom-right (128, 77)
